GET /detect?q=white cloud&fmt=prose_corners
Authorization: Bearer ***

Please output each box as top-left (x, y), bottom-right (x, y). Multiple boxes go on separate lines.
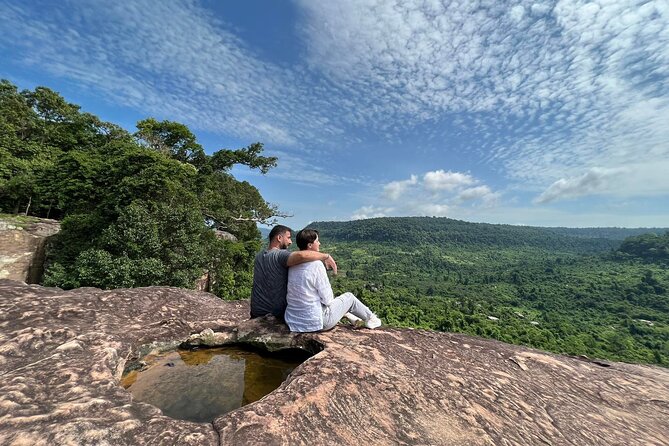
top-left (351, 205), bottom-right (394, 220)
top-left (0, 1), bottom-right (343, 148)
top-left (383, 175), bottom-right (417, 200)
top-left (423, 170), bottom-right (475, 192)
top-left (530, 3), bottom-right (552, 17)
top-left (297, 0), bottom-right (669, 200)
top-left (415, 203), bottom-right (450, 217)
top-left (362, 169), bottom-right (500, 219)
top-left (457, 186), bottom-right (501, 207)
top-left (491, 0), bottom-right (669, 191)
top-left (534, 167), bottom-right (625, 204)
top-left (458, 186), bottom-right (493, 201)
top-left (298, 0), bottom-right (596, 121)
top-left (535, 161), bottom-right (669, 204)
top-left (509, 5), bottom-right (526, 22)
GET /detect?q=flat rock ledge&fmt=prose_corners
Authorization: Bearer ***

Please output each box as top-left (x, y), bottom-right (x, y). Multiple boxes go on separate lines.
top-left (1, 280), bottom-right (668, 446)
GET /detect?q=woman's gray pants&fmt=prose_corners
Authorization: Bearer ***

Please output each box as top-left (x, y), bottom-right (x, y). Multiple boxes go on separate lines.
top-left (321, 292), bottom-right (374, 331)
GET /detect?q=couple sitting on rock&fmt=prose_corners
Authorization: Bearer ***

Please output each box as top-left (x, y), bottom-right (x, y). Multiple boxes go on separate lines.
top-left (250, 225), bottom-right (382, 332)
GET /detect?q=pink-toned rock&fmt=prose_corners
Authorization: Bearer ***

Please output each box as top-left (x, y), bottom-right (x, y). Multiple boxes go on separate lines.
top-left (1, 280), bottom-right (668, 445)
top-left (0, 218), bottom-right (60, 283)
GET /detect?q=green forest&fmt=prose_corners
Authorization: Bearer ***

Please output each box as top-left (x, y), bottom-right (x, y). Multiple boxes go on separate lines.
top-left (2, 80), bottom-right (668, 368)
top-left (0, 79), bottom-right (279, 299)
top-left (312, 218), bottom-right (669, 367)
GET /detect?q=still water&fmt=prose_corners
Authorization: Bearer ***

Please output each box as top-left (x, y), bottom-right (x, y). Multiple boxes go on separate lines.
top-left (121, 346), bottom-right (305, 423)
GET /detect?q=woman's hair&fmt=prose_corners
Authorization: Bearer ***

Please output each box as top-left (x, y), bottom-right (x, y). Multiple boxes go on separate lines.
top-left (296, 228), bottom-right (319, 250)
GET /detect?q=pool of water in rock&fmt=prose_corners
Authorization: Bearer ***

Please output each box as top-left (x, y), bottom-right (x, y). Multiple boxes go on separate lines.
top-left (121, 346), bottom-right (306, 423)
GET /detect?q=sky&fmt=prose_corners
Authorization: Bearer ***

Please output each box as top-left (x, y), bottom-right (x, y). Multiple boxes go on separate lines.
top-left (1, 0), bottom-right (668, 229)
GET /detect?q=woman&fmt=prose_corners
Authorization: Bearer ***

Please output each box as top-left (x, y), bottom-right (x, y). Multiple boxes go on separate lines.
top-left (285, 228), bottom-right (382, 333)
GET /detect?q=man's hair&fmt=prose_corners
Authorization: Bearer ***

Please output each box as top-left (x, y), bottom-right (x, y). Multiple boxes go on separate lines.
top-left (296, 228), bottom-right (319, 250)
top-left (269, 225), bottom-right (292, 241)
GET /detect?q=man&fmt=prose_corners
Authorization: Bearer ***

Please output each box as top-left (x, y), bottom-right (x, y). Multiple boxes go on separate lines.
top-left (250, 225), bottom-right (337, 319)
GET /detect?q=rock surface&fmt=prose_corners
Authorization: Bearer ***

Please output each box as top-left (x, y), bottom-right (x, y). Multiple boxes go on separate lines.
top-left (1, 280), bottom-right (668, 445)
top-left (0, 217), bottom-right (60, 283)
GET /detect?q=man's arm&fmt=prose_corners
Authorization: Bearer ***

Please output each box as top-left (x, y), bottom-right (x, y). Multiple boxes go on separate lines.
top-left (286, 250), bottom-right (338, 274)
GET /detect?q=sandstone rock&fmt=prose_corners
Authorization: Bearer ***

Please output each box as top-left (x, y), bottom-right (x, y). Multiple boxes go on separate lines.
top-left (0, 217), bottom-right (60, 283)
top-left (214, 229), bottom-right (237, 242)
top-left (1, 279), bottom-right (668, 445)
top-left (182, 315), bottom-right (324, 356)
top-left (194, 272), bottom-right (210, 292)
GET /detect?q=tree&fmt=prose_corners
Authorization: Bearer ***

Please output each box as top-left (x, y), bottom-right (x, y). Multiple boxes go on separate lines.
top-left (135, 118), bottom-right (206, 167)
top-left (618, 232), bottom-right (669, 263)
top-left (0, 80), bottom-right (282, 299)
top-left (0, 80), bottom-right (43, 214)
top-left (209, 142), bottom-right (277, 174)
top-left (196, 170), bottom-right (279, 235)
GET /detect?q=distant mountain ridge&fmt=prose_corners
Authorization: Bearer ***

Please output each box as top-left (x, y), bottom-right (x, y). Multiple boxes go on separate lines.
top-left (258, 227), bottom-right (271, 239)
top-left (309, 217), bottom-right (668, 253)
top-left (541, 226), bottom-right (669, 240)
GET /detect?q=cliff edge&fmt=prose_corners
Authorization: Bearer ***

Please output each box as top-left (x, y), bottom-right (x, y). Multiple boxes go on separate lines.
top-left (0, 280), bottom-right (667, 445)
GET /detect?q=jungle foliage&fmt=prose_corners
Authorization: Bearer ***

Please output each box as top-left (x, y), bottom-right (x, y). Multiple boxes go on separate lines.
top-left (0, 79), bottom-right (276, 298)
top-left (311, 218), bottom-right (669, 367)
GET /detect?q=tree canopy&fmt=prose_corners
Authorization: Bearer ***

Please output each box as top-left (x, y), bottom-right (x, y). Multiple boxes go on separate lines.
top-left (0, 79), bottom-right (278, 298)
top-left (617, 232), bottom-right (669, 263)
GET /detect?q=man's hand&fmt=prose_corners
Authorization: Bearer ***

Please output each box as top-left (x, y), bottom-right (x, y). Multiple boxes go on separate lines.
top-left (324, 254), bottom-right (338, 275)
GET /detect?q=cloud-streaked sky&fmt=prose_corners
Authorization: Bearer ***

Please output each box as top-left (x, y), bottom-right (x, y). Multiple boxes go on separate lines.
top-left (2, 0), bottom-right (668, 228)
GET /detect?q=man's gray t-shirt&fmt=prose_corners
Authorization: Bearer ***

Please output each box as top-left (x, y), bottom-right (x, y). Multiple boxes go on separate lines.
top-left (250, 249), bottom-right (292, 319)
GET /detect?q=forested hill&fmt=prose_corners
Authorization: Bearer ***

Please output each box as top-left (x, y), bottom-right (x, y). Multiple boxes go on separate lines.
top-left (309, 217), bottom-right (666, 253)
top-left (307, 217), bottom-right (669, 366)
top-left (543, 226), bottom-right (669, 240)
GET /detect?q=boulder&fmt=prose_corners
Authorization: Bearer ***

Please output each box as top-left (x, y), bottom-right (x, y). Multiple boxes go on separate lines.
top-left (0, 217), bottom-right (60, 283)
top-left (1, 280), bottom-right (668, 445)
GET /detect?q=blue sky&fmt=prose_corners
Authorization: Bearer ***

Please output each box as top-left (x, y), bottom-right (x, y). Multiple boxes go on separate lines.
top-left (2, 0), bottom-right (668, 229)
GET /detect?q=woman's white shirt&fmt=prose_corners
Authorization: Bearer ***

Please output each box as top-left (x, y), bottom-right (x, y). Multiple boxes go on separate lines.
top-left (285, 260), bottom-right (334, 332)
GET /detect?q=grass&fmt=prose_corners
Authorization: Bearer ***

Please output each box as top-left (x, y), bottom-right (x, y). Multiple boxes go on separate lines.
top-left (0, 213), bottom-right (45, 227)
